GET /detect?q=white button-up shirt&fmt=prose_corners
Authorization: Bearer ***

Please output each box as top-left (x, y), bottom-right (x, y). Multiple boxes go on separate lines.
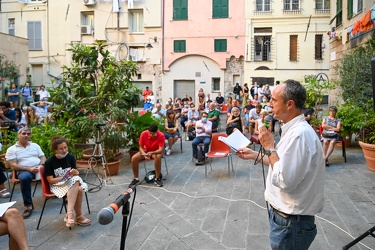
top-left (265, 114), bottom-right (325, 215)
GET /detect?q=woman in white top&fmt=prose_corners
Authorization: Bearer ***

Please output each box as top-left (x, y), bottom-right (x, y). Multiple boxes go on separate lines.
top-left (148, 91), bottom-right (155, 105)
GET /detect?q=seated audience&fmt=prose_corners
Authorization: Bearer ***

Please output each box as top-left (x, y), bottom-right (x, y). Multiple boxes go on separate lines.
top-left (0, 207), bottom-right (29, 250)
top-left (30, 101), bottom-right (52, 122)
top-left (179, 101), bottom-right (190, 131)
top-left (152, 103), bottom-right (166, 120)
top-left (248, 104), bottom-right (262, 136)
top-left (207, 102), bottom-right (220, 130)
top-left (26, 106), bottom-right (40, 127)
top-left (227, 99), bottom-right (242, 117)
top-left (14, 107), bottom-right (27, 128)
top-left (143, 98), bottom-right (153, 111)
top-left (226, 107), bottom-right (245, 135)
top-left (45, 136), bottom-right (91, 228)
top-left (192, 112), bottom-right (212, 164)
top-left (6, 127), bottom-right (46, 219)
top-left (173, 98), bottom-right (182, 119)
top-left (164, 110), bottom-right (180, 155)
top-left (215, 92), bottom-right (225, 109)
top-left (321, 106), bottom-right (342, 166)
top-left (254, 111), bottom-right (271, 134)
top-left (130, 124), bottom-right (165, 187)
top-left (0, 101), bottom-right (18, 131)
top-left (186, 104), bottom-right (199, 140)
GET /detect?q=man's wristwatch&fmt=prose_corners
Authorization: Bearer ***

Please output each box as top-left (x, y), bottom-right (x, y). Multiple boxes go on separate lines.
top-left (264, 148), bottom-right (277, 156)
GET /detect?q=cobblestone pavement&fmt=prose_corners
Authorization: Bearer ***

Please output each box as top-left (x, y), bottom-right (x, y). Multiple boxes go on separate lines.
top-left (1, 138), bottom-right (374, 250)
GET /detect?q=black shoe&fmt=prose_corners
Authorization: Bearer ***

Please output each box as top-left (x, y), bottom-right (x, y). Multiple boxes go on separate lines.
top-left (129, 179), bottom-right (140, 187)
top-left (22, 207), bottom-right (33, 219)
top-left (154, 178), bottom-right (163, 187)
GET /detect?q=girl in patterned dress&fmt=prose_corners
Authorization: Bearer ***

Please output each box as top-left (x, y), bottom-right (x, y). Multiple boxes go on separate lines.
top-left (321, 106), bottom-right (342, 166)
top-left (44, 136), bottom-right (90, 227)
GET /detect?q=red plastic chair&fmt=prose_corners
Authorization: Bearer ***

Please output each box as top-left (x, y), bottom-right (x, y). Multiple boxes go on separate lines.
top-left (220, 104), bottom-right (229, 114)
top-left (138, 110), bottom-right (148, 116)
top-left (205, 133), bottom-right (233, 178)
top-left (9, 170), bottom-right (39, 202)
top-left (36, 165), bottom-right (91, 230)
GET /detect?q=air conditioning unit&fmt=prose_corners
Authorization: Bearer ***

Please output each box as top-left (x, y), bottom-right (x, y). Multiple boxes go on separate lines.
top-left (81, 25), bottom-right (92, 35)
top-left (83, 0), bottom-right (96, 6)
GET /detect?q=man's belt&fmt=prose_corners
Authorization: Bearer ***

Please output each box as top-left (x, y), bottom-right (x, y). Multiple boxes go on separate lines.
top-left (270, 205), bottom-right (314, 220)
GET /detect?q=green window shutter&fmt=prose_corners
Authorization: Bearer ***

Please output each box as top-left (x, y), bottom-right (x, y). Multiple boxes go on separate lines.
top-left (173, 0), bottom-right (188, 20)
top-left (174, 40), bottom-right (186, 52)
top-left (214, 39), bottom-right (227, 52)
top-left (347, 0), bottom-right (353, 19)
top-left (213, 0), bottom-right (228, 18)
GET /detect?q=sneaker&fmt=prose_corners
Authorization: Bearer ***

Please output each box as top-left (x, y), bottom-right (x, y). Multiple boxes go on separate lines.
top-left (166, 149), bottom-right (171, 155)
top-left (154, 178), bottom-right (163, 187)
top-left (186, 137), bottom-right (189, 141)
top-left (129, 179), bottom-right (140, 187)
top-left (165, 146), bottom-right (169, 151)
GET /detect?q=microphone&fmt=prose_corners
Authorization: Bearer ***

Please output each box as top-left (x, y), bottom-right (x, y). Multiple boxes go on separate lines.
top-left (97, 187), bottom-right (134, 225)
top-left (264, 115), bottom-right (272, 128)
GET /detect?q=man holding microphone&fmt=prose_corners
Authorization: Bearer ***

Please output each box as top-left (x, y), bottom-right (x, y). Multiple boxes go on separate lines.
top-left (236, 80), bottom-right (325, 250)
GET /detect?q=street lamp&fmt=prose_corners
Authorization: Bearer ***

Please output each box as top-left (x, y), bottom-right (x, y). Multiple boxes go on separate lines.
top-left (146, 36), bottom-right (158, 50)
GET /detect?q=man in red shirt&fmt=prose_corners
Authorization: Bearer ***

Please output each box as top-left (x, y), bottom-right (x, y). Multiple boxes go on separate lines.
top-left (130, 124), bottom-right (165, 187)
top-left (142, 86), bottom-right (151, 102)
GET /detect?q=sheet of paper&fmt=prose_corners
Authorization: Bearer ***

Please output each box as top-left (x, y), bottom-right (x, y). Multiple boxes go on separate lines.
top-left (0, 201), bottom-right (16, 217)
top-left (219, 130), bottom-right (250, 152)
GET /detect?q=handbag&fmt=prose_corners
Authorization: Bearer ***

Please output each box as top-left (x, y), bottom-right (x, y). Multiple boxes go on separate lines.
top-left (322, 131), bottom-right (338, 139)
top-left (1, 121), bottom-right (16, 127)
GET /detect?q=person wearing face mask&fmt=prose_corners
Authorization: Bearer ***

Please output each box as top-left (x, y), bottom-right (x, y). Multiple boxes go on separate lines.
top-left (191, 112), bottom-right (212, 164)
top-left (44, 136), bottom-right (90, 227)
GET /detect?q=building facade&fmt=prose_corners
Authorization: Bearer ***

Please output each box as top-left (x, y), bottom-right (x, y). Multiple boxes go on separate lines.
top-left (0, 0), bottom-right (162, 104)
top-left (244, 0), bottom-right (331, 88)
top-left (162, 0), bottom-right (245, 103)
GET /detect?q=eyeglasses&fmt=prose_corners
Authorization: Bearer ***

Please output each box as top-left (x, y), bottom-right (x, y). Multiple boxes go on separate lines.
top-left (21, 133), bottom-right (31, 136)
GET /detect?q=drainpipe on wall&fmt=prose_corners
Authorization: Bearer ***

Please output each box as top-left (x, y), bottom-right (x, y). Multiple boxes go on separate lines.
top-left (161, 0), bottom-right (164, 73)
top-left (46, 0), bottom-right (51, 79)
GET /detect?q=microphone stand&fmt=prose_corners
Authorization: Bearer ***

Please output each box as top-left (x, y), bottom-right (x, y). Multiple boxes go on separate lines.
top-left (119, 187), bottom-right (137, 250)
top-left (120, 201), bottom-right (130, 250)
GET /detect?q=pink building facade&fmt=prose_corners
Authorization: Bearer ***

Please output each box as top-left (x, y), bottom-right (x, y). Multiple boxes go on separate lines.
top-left (162, 0), bottom-right (245, 102)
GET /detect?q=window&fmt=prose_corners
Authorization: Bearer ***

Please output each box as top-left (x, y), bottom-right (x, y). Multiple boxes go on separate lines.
top-left (129, 47), bottom-right (145, 62)
top-left (129, 10), bottom-right (143, 33)
top-left (8, 19), bottom-right (15, 36)
top-left (290, 35), bottom-right (297, 61)
top-left (81, 12), bottom-right (94, 35)
top-left (173, 0), bottom-right (188, 20)
top-left (212, 78), bottom-right (220, 92)
top-left (174, 40), bottom-right (186, 52)
top-left (348, 0), bottom-right (363, 19)
top-left (283, 0), bottom-right (299, 11)
top-left (336, 0), bottom-right (342, 26)
top-left (254, 36), bottom-right (271, 61)
top-left (315, 35), bottom-right (323, 60)
top-left (214, 39), bottom-right (227, 52)
top-left (27, 21), bottom-right (42, 50)
top-left (315, 0), bottom-right (330, 10)
top-left (256, 0), bottom-right (271, 12)
top-left (212, 0), bottom-right (228, 18)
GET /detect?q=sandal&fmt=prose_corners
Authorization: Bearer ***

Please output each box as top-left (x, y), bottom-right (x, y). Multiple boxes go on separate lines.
top-left (0, 189), bottom-right (11, 198)
top-left (75, 214), bottom-right (91, 226)
top-left (64, 211), bottom-right (75, 228)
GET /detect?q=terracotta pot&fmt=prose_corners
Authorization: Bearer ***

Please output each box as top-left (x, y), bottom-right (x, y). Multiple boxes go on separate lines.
top-left (105, 160), bottom-right (121, 176)
top-left (82, 148), bottom-right (94, 160)
top-left (359, 141), bottom-right (375, 172)
top-left (76, 159), bottom-right (90, 169)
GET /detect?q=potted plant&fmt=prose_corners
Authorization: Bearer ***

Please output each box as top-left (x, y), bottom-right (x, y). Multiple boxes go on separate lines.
top-left (303, 74), bottom-right (336, 130)
top-left (123, 111), bottom-right (163, 161)
top-left (335, 38), bottom-right (375, 171)
top-left (49, 41), bottom-right (141, 175)
top-left (336, 101), bottom-right (363, 147)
